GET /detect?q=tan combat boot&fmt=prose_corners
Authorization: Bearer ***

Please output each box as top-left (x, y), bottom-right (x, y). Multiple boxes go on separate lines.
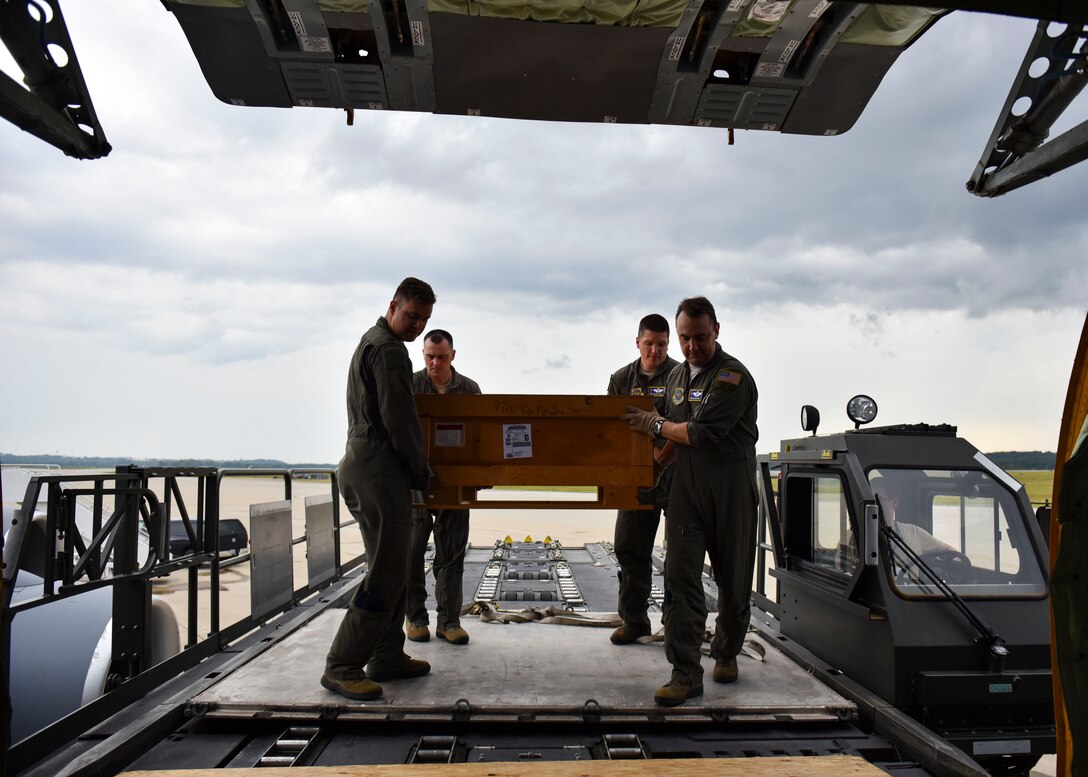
top-left (406, 620), bottom-right (431, 642)
top-left (436, 625), bottom-right (470, 645)
top-left (653, 678), bottom-right (703, 707)
top-left (320, 672), bottom-right (383, 701)
top-left (367, 656), bottom-right (431, 681)
top-left (610, 623), bottom-right (651, 644)
top-left (713, 657), bottom-right (738, 684)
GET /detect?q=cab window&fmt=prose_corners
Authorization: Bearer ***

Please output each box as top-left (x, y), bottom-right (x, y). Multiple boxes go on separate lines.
top-left (869, 468), bottom-right (1046, 597)
top-left (784, 473), bottom-right (857, 576)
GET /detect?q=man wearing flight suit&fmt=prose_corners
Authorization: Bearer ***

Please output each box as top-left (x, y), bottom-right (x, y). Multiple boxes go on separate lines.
top-left (406, 329), bottom-right (482, 646)
top-left (622, 296), bottom-right (758, 707)
top-left (606, 313), bottom-right (679, 645)
top-left (322, 277), bottom-right (436, 702)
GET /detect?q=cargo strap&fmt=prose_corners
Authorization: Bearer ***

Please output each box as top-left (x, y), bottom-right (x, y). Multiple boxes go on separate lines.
top-left (466, 603), bottom-right (767, 661)
top-left (469, 602), bottom-right (622, 627)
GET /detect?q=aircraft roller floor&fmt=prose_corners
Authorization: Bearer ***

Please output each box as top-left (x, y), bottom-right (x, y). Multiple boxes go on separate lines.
top-left (191, 610), bottom-right (854, 722)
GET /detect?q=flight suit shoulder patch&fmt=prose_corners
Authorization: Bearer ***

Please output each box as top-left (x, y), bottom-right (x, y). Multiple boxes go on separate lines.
top-left (717, 369), bottom-right (743, 385)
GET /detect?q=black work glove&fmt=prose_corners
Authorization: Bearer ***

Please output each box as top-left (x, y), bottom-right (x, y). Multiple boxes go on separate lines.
top-left (621, 404), bottom-right (662, 436)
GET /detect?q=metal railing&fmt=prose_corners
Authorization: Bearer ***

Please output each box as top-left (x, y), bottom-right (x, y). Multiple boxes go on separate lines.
top-left (2, 465), bottom-right (362, 775)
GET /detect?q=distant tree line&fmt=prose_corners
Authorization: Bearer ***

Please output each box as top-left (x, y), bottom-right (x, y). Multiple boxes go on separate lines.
top-left (4, 451), bottom-right (1057, 471)
top-left (1, 453), bottom-right (336, 469)
top-left (984, 451), bottom-right (1056, 470)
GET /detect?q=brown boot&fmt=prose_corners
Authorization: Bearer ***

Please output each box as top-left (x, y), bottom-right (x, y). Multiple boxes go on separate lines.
top-left (436, 625), bottom-right (470, 645)
top-left (406, 621), bottom-right (431, 642)
top-left (654, 678), bottom-right (703, 707)
top-left (610, 623), bottom-right (651, 644)
top-left (320, 672), bottom-right (383, 701)
top-left (713, 657), bottom-right (738, 684)
top-left (367, 656), bottom-right (431, 682)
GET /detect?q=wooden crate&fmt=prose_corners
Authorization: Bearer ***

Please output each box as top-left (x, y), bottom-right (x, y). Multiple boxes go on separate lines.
top-left (414, 394), bottom-right (654, 510)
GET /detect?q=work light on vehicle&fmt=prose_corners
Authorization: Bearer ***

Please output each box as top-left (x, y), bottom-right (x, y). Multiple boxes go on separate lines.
top-left (847, 395), bottom-right (878, 428)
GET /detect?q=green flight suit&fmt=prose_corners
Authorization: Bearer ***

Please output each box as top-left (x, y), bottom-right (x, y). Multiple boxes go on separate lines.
top-left (662, 345), bottom-right (758, 684)
top-left (406, 366), bottom-right (482, 631)
top-left (607, 355), bottom-right (680, 629)
top-left (325, 317), bottom-right (431, 680)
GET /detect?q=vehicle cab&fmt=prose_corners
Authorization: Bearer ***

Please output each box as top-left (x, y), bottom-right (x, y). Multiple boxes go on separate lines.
top-left (760, 397), bottom-right (1053, 773)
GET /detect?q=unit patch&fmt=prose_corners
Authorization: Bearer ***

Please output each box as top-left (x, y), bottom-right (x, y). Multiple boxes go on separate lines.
top-left (649, 386), bottom-right (666, 397)
top-left (688, 389), bottom-right (704, 402)
top-left (630, 387), bottom-right (645, 396)
top-left (671, 387), bottom-right (685, 405)
top-left (717, 370), bottom-right (742, 385)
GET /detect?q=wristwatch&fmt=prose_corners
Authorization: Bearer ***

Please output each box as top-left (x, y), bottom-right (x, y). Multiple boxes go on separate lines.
top-left (650, 417), bottom-right (665, 437)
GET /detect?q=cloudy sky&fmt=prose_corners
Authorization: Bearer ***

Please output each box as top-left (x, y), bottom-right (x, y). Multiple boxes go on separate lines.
top-left (1, 3), bottom-right (1085, 464)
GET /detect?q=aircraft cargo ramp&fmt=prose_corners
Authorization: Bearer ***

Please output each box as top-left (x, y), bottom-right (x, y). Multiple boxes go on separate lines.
top-left (109, 540), bottom-right (917, 774)
top-left (187, 610), bottom-right (853, 723)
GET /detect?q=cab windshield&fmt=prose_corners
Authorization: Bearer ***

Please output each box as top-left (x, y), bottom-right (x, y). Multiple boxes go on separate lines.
top-left (869, 468), bottom-right (1046, 598)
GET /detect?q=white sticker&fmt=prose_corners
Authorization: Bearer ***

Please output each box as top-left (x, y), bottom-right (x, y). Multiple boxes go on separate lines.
top-left (755, 62), bottom-right (785, 79)
top-left (779, 39), bottom-right (800, 63)
top-left (288, 11), bottom-right (307, 37)
top-left (668, 36), bottom-right (686, 61)
top-left (749, 0), bottom-right (791, 23)
top-left (435, 423), bottom-right (465, 447)
top-left (823, 128), bottom-right (839, 136)
top-left (809, 0), bottom-right (830, 17)
top-left (503, 424), bottom-right (533, 459)
top-left (727, 0), bottom-right (747, 11)
top-left (300, 36), bottom-right (332, 53)
top-left (411, 21), bottom-right (425, 47)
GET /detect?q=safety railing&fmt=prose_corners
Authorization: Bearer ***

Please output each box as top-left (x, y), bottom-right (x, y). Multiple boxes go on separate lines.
top-left (1, 465), bottom-right (361, 775)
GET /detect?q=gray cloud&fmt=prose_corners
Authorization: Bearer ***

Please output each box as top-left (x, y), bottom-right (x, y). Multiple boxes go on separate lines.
top-left (0, 4), bottom-right (1084, 459)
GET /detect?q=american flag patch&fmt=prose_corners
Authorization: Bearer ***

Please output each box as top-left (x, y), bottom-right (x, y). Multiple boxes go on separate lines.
top-left (717, 370), bottom-right (742, 385)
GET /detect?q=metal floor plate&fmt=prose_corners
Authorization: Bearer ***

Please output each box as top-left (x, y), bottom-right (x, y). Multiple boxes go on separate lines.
top-left (192, 611), bottom-right (854, 722)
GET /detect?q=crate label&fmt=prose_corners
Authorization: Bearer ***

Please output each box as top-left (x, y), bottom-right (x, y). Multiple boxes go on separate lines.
top-left (503, 424), bottom-right (533, 459)
top-left (435, 423), bottom-right (465, 447)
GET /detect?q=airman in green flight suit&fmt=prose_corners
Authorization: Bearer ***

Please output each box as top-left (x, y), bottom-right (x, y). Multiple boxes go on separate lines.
top-left (322, 277), bottom-right (437, 702)
top-left (623, 296), bottom-right (758, 707)
top-left (606, 313), bottom-right (679, 645)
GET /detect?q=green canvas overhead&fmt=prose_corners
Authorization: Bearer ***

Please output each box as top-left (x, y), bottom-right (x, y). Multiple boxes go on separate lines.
top-left (426, 0), bottom-right (687, 27)
top-left (840, 6), bottom-right (944, 45)
top-left (734, 0), bottom-right (797, 38)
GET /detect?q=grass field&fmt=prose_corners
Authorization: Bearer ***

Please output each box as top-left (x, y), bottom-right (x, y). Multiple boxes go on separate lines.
top-left (1008, 471), bottom-right (1054, 506)
top-left (256, 472), bottom-right (1056, 503)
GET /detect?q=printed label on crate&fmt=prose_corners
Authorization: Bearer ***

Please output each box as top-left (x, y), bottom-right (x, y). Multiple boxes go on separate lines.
top-left (503, 424), bottom-right (533, 459)
top-left (435, 423), bottom-right (465, 447)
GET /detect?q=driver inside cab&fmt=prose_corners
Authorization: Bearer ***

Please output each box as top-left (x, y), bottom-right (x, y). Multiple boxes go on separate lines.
top-left (871, 482), bottom-right (962, 578)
